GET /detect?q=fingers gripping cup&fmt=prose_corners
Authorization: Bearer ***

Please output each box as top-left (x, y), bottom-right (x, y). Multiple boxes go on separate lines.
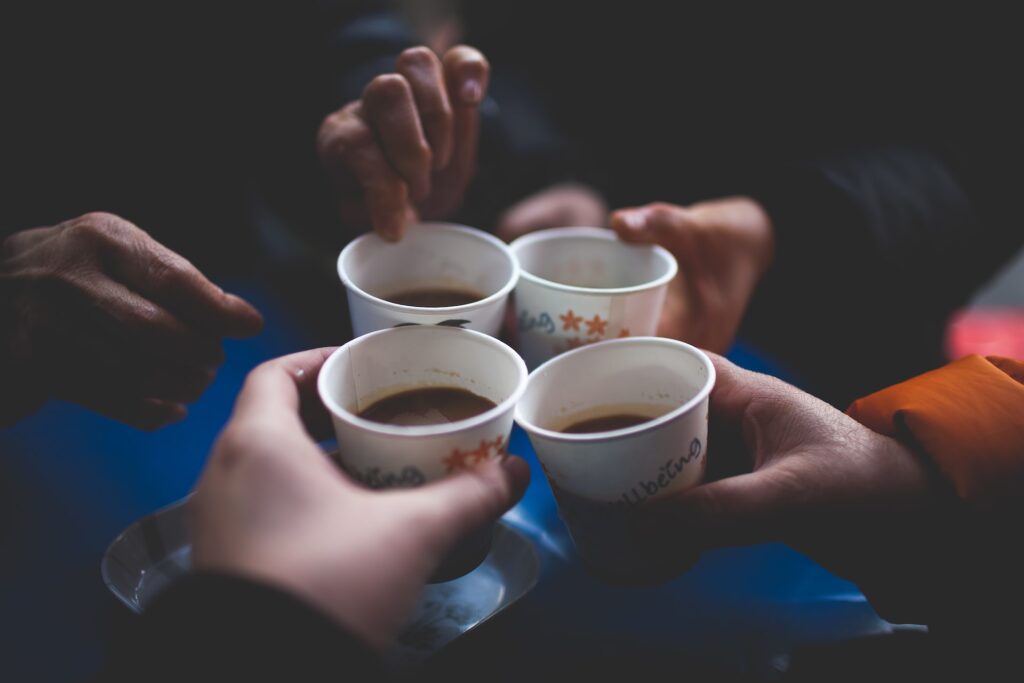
top-left (515, 338), bottom-right (715, 583)
top-left (318, 326), bottom-right (528, 581)
top-left (338, 222), bottom-right (519, 337)
top-left (509, 227), bottom-right (677, 369)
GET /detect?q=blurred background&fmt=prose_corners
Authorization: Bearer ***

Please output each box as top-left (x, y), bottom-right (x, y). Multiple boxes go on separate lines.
top-left (1, 1), bottom-right (1020, 680)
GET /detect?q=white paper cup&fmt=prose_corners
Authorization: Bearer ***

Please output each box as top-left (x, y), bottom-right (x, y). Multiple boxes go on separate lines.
top-left (514, 337), bottom-right (714, 582)
top-left (509, 227), bottom-right (677, 369)
top-left (318, 325), bottom-right (528, 580)
top-left (338, 222), bottom-right (519, 337)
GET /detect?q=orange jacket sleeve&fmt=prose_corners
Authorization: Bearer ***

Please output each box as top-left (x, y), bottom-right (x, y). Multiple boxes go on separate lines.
top-left (846, 355), bottom-right (1024, 510)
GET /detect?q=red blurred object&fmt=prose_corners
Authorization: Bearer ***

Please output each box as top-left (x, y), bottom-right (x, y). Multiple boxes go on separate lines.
top-left (946, 308), bottom-right (1024, 361)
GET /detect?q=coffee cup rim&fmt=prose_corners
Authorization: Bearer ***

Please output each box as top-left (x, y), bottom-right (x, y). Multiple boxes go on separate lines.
top-left (337, 222), bottom-right (520, 314)
top-left (509, 227), bottom-right (678, 296)
top-left (318, 326), bottom-right (529, 438)
top-left (514, 337), bottom-right (716, 443)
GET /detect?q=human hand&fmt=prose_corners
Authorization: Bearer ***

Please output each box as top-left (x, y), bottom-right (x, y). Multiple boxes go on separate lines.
top-left (317, 45), bottom-right (489, 241)
top-left (191, 348), bottom-right (530, 650)
top-left (495, 183), bottom-right (608, 242)
top-left (609, 197), bottom-right (774, 352)
top-left (0, 212), bottom-right (263, 428)
top-left (637, 355), bottom-right (953, 619)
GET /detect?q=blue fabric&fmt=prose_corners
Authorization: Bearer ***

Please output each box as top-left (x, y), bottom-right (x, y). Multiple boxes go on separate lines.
top-left (0, 283), bottom-right (881, 681)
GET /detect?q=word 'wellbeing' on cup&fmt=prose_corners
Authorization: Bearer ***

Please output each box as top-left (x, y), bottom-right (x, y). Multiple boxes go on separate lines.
top-left (618, 437), bottom-right (703, 506)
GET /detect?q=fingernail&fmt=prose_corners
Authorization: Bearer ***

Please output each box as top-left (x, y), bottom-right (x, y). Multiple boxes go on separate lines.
top-left (460, 79), bottom-right (482, 105)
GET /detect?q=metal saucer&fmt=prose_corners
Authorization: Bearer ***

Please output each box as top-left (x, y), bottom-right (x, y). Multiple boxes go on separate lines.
top-left (102, 495), bottom-right (540, 666)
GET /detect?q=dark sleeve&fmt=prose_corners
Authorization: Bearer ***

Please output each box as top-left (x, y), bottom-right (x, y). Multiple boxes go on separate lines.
top-left (726, 19), bottom-right (1024, 406)
top-left (249, 0), bottom-right (420, 256)
top-left (454, 75), bottom-right (589, 230)
top-left (94, 573), bottom-right (384, 682)
top-left (739, 134), bottom-right (1024, 406)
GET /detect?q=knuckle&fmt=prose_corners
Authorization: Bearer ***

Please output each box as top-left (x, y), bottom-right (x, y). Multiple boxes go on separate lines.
top-left (70, 212), bottom-right (132, 243)
top-left (146, 250), bottom-right (188, 283)
top-left (77, 211), bottom-right (120, 227)
top-left (247, 359), bottom-right (279, 384)
top-left (396, 46), bottom-right (436, 71)
top-left (651, 203), bottom-right (691, 229)
top-left (317, 110), bottom-right (346, 139)
top-left (131, 299), bottom-right (165, 328)
top-left (345, 121), bottom-right (375, 152)
top-left (644, 204), bottom-right (673, 225)
top-left (212, 425), bottom-right (254, 465)
top-left (319, 116), bottom-right (374, 162)
top-left (364, 73), bottom-right (410, 103)
top-left (231, 424), bottom-right (293, 470)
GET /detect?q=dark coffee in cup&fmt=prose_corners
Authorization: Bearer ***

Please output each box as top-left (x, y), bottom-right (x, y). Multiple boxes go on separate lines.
top-left (386, 286), bottom-right (485, 307)
top-left (562, 413), bottom-right (652, 433)
top-left (557, 405), bottom-right (671, 434)
top-left (358, 387), bottom-right (496, 426)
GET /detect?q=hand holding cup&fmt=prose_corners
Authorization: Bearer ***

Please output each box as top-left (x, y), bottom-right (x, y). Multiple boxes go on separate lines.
top-left (516, 337), bottom-right (715, 583)
top-left (193, 348), bottom-right (530, 650)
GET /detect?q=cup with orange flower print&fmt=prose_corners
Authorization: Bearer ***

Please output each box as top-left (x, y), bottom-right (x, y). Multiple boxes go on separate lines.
top-left (318, 325), bottom-right (528, 581)
top-left (509, 227), bottom-right (678, 369)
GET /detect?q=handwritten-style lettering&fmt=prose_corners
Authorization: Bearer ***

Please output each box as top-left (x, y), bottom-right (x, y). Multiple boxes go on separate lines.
top-left (346, 465), bottom-right (426, 490)
top-left (618, 437), bottom-right (703, 506)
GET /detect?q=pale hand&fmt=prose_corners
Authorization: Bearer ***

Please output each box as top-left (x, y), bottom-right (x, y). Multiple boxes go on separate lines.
top-left (191, 348), bottom-right (530, 650)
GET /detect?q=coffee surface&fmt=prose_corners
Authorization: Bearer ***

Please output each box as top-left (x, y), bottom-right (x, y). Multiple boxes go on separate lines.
top-left (562, 413), bottom-right (654, 433)
top-left (386, 286), bottom-right (485, 307)
top-left (556, 403), bottom-right (673, 434)
top-left (358, 387), bottom-right (496, 426)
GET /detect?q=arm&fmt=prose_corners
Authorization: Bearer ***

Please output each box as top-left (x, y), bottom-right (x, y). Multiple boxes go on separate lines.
top-left (97, 574), bottom-right (383, 682)
top-left (642, 354), bottom-right (1024, 671)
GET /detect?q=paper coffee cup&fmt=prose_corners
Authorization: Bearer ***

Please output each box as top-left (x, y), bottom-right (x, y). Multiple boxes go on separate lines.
top-left (318, 325), bottom-right (528, 580)
top-left (338, 222), bottom-right (519, 337)
top-left (509, 227), bottom-right (677, 369)
top-left (514, 337), bottom-right (715, 582)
